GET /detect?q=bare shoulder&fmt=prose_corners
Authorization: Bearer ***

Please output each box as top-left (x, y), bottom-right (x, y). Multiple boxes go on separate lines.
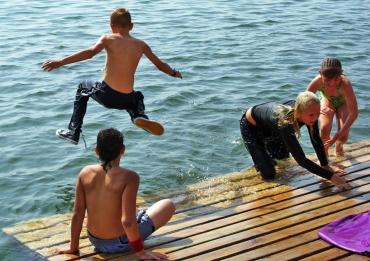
top-left (101, 34), bottom-right (121, 43)
top-left (117, 167), bottom-right (139, 182)
top-left (127, 36), bottom-right (148, 50)
top-left (307, 74), bottom-right (321, 91)
top-left (78, 164), bottom-right (100, 180)
top-left (341, 75), bottom-right (353, 87)
top-left (312, 74), bottom-right (322, 84)
top-left (129, 35), bottom-right (145, 44)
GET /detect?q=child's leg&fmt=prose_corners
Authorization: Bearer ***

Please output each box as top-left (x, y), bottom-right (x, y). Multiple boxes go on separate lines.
top-left (335, 105), bottom-right (350, 156)
top-left (57, 80), bottom-right (98, 144)
top-left (319, 99), bottom-right (335, 154)
top-left (240, 115), bottom-right (276, 180)
top-left (146, 199), bottom-right (176, 230)
top-left (127, 91), bottom-right (164, 135)
top-left (126, 91), bottom-right (147, 121)
top-left (68, 80), bottom-right (97, 133)
top-left (265, 135), bottom-right (289, 160)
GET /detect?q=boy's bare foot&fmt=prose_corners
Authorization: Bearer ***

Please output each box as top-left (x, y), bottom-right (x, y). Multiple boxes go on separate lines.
top-left (134, 117), bottom-right (164, 136)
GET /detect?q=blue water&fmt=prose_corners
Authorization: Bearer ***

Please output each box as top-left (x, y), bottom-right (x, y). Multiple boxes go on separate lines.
top-left (1, 0), bottom-right (370, 259)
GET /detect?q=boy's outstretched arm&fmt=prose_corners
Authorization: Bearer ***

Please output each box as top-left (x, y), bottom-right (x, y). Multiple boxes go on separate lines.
top-left (42, 36), bottom-right (106, 71)
top-left (143, 43), bottom-right (182, 79)
top-left (59, 174), bottom-right (86, 254)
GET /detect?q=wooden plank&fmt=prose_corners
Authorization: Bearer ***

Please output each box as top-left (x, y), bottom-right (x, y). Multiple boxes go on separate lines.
top-left (298, 246), bottom-right (369, 261)
top-left (184, 203), bottom-right (370, 261)
top-left (2, 139), bottom-right (369, 260)
top-left (28, 161), bottom-right (370, 259)
top-left (261, 239), bottom-right (333, 260)
top-left (300, 248), bottom-right (351, 261)
top-left (163, 179), bottom-right (370, 260)
top-left (124, 169), bottom-right (370, 251)
top-left (336, 255), bottom-right (370, 261)
top-left (43, 165), bottom-right (370, 260)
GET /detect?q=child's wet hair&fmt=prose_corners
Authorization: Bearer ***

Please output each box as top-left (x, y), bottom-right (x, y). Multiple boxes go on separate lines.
top-left (111, 8), bottom-right (131, 28)
top-left (275, 91), bottom-right (320, 137)
top-left (97, 128), bottom-right (124, 172)
top-left (320, 57), bottom-right (343, 79)
top-left (295, 91), bottom-right (320, 116)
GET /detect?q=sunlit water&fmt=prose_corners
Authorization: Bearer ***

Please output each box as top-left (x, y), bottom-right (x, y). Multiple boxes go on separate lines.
top-left (1, 0), bottom-right (369, 259)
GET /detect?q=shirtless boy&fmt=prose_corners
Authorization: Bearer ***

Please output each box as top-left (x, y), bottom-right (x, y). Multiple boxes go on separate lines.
top-left (42, 8), bottom-right (182, 144)
top-left (58, 128), bottom-right (175, 260)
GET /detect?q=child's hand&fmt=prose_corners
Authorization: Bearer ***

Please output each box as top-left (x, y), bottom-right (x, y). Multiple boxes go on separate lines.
top-left (137, 250), bottom-right (168, 260)
top-left (42, 60), bottom-right (63, 71)
top-left (171, 69), bottom-right (182, 79)
top-left (175, 70), bottom-right (182, 79)
top-left (330, 174), bottom-right (351, 190)
top-left (324, 135), bottom-right (337, 150)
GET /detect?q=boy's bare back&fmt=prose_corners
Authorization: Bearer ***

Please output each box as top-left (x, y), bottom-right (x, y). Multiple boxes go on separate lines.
top-left (77, 164), bottom-right (138, 239)
top-left (102, 34), bottom-right (146, 93)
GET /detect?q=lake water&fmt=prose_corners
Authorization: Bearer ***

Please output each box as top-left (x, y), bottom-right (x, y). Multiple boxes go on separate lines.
top-left (1, 0), bottom-right (369, 260)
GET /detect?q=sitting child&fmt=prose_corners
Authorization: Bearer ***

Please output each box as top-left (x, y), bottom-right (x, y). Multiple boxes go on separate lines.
top-left (58, 128), bottom-right (175, 260)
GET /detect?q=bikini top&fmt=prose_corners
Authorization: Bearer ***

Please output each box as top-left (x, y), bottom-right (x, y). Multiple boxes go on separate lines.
top-left (319, 81), bottom-right (346, 109)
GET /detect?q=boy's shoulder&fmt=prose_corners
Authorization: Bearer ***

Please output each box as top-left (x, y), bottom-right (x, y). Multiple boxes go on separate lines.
top-left (104, 33), bottom-right (145, 43)
top-left (81, 164), bottom-right (98, 171)
top-left (78, 164), bottom-right (101, 177)
top-left (116, 167), bottom-right (139, 179)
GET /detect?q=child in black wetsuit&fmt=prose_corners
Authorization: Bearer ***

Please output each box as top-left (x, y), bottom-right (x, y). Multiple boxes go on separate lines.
top-left (240, 91), bottom-right (350, 190)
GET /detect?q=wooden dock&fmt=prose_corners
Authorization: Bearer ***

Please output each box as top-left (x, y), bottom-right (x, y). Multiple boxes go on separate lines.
top-left (3, 139), bottom-right (370, 260)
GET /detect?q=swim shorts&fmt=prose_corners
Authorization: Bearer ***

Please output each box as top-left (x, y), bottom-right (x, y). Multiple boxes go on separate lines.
top-left (87, 210), bottom-right (155, 253)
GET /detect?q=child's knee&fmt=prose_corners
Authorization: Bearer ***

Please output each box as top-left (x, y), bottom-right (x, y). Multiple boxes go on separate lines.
top-left (320, 126), bottom-right (331, 139)
top-left (338, 134), bottom-right (349, 143)
top-left (164, 199), bottom-right (176, 214)
top-left (258, 164), bottom-right (276, 180)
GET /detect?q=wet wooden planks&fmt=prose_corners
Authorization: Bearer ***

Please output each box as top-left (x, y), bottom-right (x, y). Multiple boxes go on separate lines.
top-left (3, 139), bottom-right (370, 260)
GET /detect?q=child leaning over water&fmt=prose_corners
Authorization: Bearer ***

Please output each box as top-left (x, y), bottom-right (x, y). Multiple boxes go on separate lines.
top-left (240, 91), bottom-right (350, 190)
top-left (42, 8), bottom-right (182, 144)
top-left (306, 58), bottom-right (358, 157)
top-left (58, 128), bottom-right (175, 260)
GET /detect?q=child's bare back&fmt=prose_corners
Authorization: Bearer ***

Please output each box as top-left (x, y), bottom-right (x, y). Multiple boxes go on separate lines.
top-left (79, 164), bottom-right (138, 239)
top-left (61, 128), bottom-right (175, 259)
top-left (102, 34), bottom-right (146, 93)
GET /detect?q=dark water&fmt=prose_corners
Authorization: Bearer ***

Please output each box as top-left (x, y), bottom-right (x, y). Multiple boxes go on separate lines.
top-left (1, 0), bottom-right (369, 260)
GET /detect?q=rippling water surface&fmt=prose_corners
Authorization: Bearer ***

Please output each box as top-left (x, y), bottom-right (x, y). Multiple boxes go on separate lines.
top-left (1, 0), bottom-right (369, 259)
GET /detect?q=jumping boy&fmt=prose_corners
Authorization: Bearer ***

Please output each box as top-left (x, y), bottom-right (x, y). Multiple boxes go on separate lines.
top-left (58, 128), bottom-right (175, 259)
top-left (42, 8), bottom-right (182, 144)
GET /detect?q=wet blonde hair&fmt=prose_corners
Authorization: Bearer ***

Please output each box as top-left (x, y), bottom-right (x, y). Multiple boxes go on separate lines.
top-left (111, 8), bottom-right (131, 28)
top-left (274, 91), bottom-right (320, 137)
